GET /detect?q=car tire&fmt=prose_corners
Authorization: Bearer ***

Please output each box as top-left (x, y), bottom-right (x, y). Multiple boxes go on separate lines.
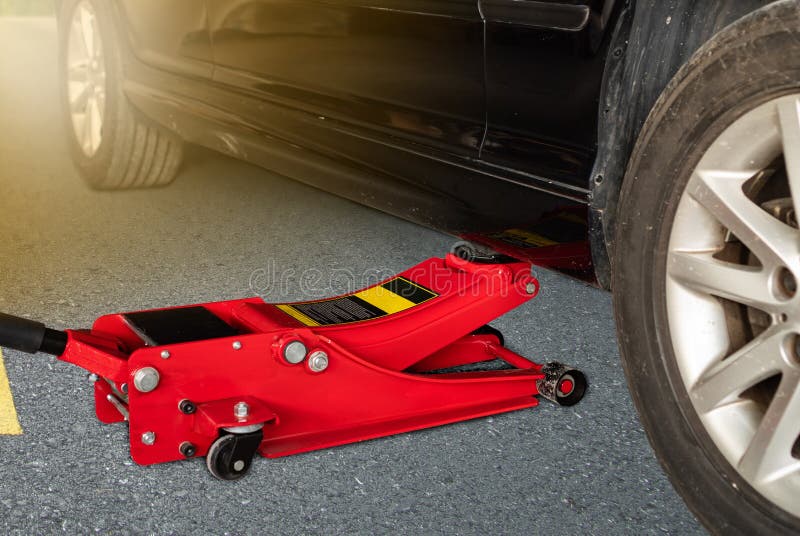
top-left (614, 1), bottom-right (800, 534)
top-left (58, 0), bottom-right (183, 189)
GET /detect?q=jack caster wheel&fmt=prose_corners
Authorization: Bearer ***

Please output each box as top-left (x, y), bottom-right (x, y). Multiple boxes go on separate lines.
top-left (536, 362), bottom-right (587, 407)
top-left (206, 430), bottom-right (263, 481)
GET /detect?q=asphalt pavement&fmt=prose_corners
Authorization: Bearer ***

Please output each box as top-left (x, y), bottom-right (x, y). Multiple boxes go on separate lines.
top-left (0, 17), bottom-right (703, 535)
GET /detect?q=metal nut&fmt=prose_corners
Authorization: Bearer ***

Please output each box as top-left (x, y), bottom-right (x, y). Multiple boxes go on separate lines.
top-left (133, 367), bottom-right (160, 393)
top-left (525, 282), bottom-right (537, 295)
top-left (232, 341), bottom-right (242, 350)
top-left (160, 350), bottom-right (171, 359)
top-left (234, 401), bottom-right (249, 419)
top-left (307, 350), bottom-right (329, 373)
top-left (141, 431), bottom-right (156, 445)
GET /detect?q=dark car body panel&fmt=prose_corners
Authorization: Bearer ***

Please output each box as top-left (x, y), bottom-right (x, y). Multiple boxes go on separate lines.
top-left (209, 0), bottom-right (486, 158)
top-left (481, 0), bottom-right (614, 189)
top-left (96, 0), bottom-right (769, 286)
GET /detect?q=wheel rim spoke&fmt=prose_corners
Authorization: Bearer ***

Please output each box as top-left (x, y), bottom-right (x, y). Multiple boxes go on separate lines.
top-left (70, 83), bottom-right (90, 113)
top-left (89, 95), bottom-right (102, 152)
top-left (687, 169), bottom-right (800, 271)
top-left (668, 251), bottom-right (780, 312)
top-left (690, 326), bottom-right (787, 413)
top-left (738, 371), bottom-right (800, 483)
top-left (777, 97), bottom-right (800, 217)
top-left (79, 7), bottom-right (95, 58)
top-left (67, 1), bottom-right (104, 157)
top-left (82, 98), bottom-right (94, 154)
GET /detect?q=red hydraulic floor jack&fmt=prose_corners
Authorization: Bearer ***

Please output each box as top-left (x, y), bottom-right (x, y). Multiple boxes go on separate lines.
top-left (0, 251), bottom-right (585, 480)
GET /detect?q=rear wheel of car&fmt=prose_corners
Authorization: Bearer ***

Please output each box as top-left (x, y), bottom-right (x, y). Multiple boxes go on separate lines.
top-left (614, 2), bottom-right (800, 533)
top-left (58, 0), bottom-right (183, 189)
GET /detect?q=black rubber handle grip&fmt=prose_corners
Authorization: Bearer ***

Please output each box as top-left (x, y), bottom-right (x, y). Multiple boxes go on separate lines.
top-left (0, 313), bottom-right (68, 356)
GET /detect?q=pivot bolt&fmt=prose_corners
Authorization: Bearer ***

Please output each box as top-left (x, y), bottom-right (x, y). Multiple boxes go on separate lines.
top-left (308, 351), bottom-right (329, 373)
top-left (234, 401), bottom-right (249, 419)
top-left (133, 367), bottom-right (160, 393)
top-left (282, 340), bottom-right (307, 364)
top-left (141, 431), bottom-right (156, 445)
top-left (178, 399), bottom-right (197, 415)
top-left (179, 441), bottom-right (196, 458)
top-left (525, 282), bottom-right (537, 295)
top-left (160, 350), bottom-right (171, 359)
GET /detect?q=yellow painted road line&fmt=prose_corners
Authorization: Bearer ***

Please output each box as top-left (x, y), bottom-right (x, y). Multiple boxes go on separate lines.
top-left (0, 349), bottom-right (22, 435)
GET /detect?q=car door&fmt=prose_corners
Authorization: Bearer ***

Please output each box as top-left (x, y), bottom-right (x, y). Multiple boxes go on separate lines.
top-left (206, 0), bottom-right (485, 159)
top-left (116, 0), bottom-right (214, 78)
top-left (479, 0), bottom-right (617, 188)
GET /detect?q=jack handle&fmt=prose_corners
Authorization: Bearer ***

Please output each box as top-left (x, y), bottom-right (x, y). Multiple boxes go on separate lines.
top-left (0, 312), bottom-right (68, 356)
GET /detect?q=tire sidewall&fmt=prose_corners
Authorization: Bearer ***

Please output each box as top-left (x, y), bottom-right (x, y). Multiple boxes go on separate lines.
top-left (614, 3), bottom-right (800, 534)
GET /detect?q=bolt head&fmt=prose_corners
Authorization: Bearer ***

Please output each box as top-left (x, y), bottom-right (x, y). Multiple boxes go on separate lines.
top-left (179, 441), bottom-right (196, 458)
top-left (160, 350), bottom-right (171, 359)
top-left (307, 351), bottom-right (329, 373)
top-left (141, 431), bottom-right (156, 445)
top-left (234, 401), bottom-right (249, 419)
top-left (233, 460), bottom-right (246, 472)
top-left (282, 340), bottom-right (307, 364)
top-left (525, 282), bottom-right (537, 295)
top-left (178, 399), bottom-right (197, 415)
top-left (88, 373), bottom-right (99, 383)
top-left (232, 341), bottom-right (242, 351)
top-left (133, 367), bottom-right (160, 393)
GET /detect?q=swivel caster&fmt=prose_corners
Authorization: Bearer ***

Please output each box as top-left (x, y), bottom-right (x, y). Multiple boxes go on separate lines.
top-left (536, 362), bottom-right (587, 407)
top-left (206, 429), bottom-right (264, 481)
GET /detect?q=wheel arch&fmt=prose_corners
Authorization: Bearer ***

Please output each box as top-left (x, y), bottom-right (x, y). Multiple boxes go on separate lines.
top-left (589, 0), bottom-right (777, 289)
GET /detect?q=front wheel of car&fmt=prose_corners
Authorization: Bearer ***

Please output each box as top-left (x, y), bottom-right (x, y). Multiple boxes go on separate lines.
top-left (58, 0), bottom-right (183, 189)
top-left (614, 2), bottom-right (800, 533)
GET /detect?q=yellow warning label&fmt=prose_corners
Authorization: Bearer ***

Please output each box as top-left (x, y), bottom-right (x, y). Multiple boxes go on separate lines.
top-left (277, 276), bottom-right (437, 327)
top-left (0, 349), bottom-right (22, 435)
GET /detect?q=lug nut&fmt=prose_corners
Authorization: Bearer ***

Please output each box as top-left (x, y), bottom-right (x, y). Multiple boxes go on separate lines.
top-left (308, 351), bottom-right (329, 373)
top-left (141, 431), bottom-right (156, 445)
top-left (282, 340), bottom-right (308, 364)
top-left (133, 367), bottom-right (160, 393)
top-left (234, 401), bottom-right (249, 419)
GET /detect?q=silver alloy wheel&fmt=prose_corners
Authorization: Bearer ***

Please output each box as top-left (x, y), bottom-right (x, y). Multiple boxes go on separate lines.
top-left (66, 1), bottom-right (105, 157)
top-left (667, 94), bottom-right (800, 516)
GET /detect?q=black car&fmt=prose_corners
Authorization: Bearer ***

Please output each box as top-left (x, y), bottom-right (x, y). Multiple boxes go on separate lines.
top-left (56, 0), bottom-right (800, 532)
